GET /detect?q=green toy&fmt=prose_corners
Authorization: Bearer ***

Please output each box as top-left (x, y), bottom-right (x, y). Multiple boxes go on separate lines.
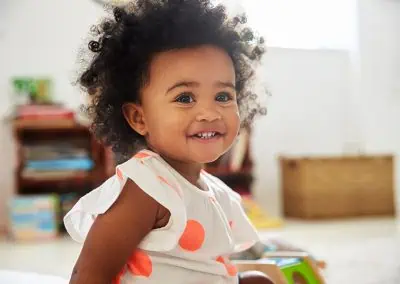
top-left (234, 253), bottom-right (326, 284)
top-left (270, 258), bottom-right (321, 284)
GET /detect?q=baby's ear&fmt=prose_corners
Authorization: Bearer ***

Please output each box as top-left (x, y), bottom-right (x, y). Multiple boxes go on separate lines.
top-left (122, 103), bottom-right (147, 136)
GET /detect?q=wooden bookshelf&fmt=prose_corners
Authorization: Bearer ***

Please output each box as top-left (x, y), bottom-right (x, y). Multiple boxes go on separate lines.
top-left (13, 122), bottom-right (110, 196)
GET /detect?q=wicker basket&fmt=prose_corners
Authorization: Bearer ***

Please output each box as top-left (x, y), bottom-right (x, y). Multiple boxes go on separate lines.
top-left (280, 155), bottom-right (395, 219)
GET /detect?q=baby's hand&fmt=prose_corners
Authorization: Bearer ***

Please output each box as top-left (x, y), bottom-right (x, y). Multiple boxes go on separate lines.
top-left (238, 271), bottom-right (275, 284)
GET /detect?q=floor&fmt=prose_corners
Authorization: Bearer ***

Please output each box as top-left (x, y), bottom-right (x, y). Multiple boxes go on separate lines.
top-left (1, 217), bottom-right (399, 283)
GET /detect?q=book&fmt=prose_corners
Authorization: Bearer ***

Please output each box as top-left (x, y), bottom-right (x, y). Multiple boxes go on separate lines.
top-left (15, 104), bottom-right (74, 120)
top-left (230, 129), bottom-right (249, 172)
top-left (8, 194), bottom-right (59, 241)
top-left (21, 169), bottom-right (89, 180)
top-left (25, 158), bottom-right (94, 171)
top-left (24, 145), bottom-right (89, 161)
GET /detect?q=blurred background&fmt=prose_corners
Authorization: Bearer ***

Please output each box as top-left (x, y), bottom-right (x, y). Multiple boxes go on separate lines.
top-left (0, 0), bottom-right (399, 283)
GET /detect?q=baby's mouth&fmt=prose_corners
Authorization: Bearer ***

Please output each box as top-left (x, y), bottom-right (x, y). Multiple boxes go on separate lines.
top-left (191, 131), bottom-right (222, 140)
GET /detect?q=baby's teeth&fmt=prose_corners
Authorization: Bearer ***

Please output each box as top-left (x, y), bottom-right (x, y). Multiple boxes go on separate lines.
top-left (196, 132), bottom-right (216, 139)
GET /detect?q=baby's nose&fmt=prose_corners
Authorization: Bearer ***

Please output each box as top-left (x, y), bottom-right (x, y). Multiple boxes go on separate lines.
top-left (195, 108), bottom-right (222, 122)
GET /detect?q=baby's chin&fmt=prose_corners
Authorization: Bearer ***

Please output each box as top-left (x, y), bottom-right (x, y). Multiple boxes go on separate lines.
top-left (189, 151), bottom-right (224, 165)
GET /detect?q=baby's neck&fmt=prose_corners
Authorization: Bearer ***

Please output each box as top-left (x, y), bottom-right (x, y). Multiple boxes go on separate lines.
top-left (162, 156), bottom-right (203, 187)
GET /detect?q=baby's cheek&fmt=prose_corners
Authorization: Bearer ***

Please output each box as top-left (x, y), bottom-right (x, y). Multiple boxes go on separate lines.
top-left (150, 117), bottom-right (184, 146)
top-left (224, 111), bottom-right (241, 148)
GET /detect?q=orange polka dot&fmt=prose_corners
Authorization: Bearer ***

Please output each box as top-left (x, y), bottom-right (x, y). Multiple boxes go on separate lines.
top-left (134, 152), bottom-right (151, 159)
top-left (127, 250), bottom-right (152, 278)
top-left (179, 220), bottom-right (205, 251)
top-left (158, 176), bottom-right (182, 198)
top-left (229, 221), bottom-right (234, 229)
top-left (216, 256), bottom-right (238, 276)
top-left (116, 168), bottom-right (124, 181)
top-left (226, 263), bottom-right (238, 276)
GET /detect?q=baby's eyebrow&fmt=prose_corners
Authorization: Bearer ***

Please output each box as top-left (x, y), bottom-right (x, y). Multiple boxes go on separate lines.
top-left (166, 81), bottom-right (199, 93)
top-left (215, 81), bottom-right (236, 90)
top-left (166, 80), bottom-right (236, 94)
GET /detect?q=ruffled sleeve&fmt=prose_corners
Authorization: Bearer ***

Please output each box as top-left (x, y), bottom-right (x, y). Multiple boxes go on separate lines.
top-left (204, 173), bottom-right (260, 253)
top-left (64, 151), bottom-right (187, 252)
top-left (228, 190), bottom-right (260, 252)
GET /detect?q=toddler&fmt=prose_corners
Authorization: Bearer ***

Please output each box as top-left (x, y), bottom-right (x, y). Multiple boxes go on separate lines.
top-left (64, 1), bottom-right (271, 283)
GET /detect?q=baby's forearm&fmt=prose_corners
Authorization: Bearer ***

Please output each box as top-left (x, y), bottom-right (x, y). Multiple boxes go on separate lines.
top-left (238, 271), bottom-right (275, 284)
top-left (70, 271), bottom-right (111, 284)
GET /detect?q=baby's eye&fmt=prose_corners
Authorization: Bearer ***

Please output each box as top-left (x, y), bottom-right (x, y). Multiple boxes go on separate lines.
top-left (215, 92), bottom-right (233, 102)
top-left (175, 93), bottom-right (195, 104)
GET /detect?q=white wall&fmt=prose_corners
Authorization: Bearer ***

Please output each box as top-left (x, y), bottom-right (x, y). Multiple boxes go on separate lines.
top-left (356, 0), bottom-right (400, 213)
top-left (356, 0), bottom-right (400, 153)
top-left (0, 0), bottom-right (104, 113)
top-left (251, 48), bottom-right (352, 216)
top-left (0, 0), bottom-right (399, 228)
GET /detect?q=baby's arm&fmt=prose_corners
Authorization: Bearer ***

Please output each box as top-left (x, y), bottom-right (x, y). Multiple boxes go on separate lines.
top-left (70, 179), bottom-right (163, 284)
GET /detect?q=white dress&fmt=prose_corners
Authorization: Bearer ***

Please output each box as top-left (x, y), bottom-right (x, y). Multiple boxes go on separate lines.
top-left (64, 149), bottom-right (259, 284)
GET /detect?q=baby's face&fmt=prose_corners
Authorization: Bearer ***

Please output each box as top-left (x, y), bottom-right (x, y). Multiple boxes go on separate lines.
top-left (139, 45), bottom-right (240, 164)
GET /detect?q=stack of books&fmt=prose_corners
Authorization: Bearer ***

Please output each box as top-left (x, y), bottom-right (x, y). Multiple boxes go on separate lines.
top-left (22, 143), bottom-right (94, 181)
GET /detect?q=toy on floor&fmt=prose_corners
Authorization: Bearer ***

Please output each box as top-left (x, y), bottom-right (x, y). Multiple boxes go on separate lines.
top-left (251, 241), bottom-right (326, 269)
top-left (270, 256), bottom-right (323, 284)
top-left (231, 240), bottom-right (326, 269)
top-left (234, 253), bottom-right (326, 284)
top-left (231, 240), bottom-right (326, 284)
top-left (241, 196), bottom-right (283, 229)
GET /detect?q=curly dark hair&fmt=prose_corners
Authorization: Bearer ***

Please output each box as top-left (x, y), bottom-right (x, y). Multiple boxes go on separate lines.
top-left (78, 0), bottom-right (266, 158)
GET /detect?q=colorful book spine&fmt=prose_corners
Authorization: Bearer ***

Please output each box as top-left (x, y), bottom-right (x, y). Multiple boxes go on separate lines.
top-left (25, 158), bottom-right (94, 171)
